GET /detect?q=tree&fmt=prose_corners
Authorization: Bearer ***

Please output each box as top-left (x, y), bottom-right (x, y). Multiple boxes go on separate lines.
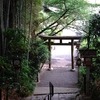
top-left (0, 1), bottom-right (4, 100)
top-left (0, 0), bottom-right (92, 99)
top-left (0, 0), bottom-right (4, 56)
top-left (36, 0), bottom-right (89, 36)
top-left (79, 13), bottom-right (100, 99)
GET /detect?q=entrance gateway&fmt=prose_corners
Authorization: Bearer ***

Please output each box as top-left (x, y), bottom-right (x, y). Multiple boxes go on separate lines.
top-left (39, 35), bottom-right (81, 71)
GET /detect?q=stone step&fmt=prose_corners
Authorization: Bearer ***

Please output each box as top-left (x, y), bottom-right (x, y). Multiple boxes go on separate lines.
top-left (26, 87), bottom-right (80, 100)
top-left (24, 93), bottom-right (79, 100)
top-left (23, 87), bottom-right (81, 100)
top-left (34, 87), bottom-right (80, 95)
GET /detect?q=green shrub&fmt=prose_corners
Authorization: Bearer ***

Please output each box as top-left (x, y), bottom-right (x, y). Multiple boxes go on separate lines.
top-left (0, 28), bottom-right (49, 98)
top-left (0, 56), bottom-right (14, 89)
top-left (29, 38), bottom-right (49, 71)
top-left (79, 66), bottom-right (86, 75)
top-left (18, 60), bottom-right (36, 96)
top-left (91, 79), bottom-right (100, 100)
top-left (3, 28), bottom-right (27, 57)
top-left (1, 28), bottom-right (37, 97)
top-left (78, 66), bottom-right (86, 93)
top-left (80, 13), bottom-right (100, 96)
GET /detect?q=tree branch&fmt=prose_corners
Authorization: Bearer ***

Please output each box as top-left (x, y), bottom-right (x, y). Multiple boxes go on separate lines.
top-left (52, 19), bottom-right (76, 36)
top-left (36, 9), bottom-right (70, 36)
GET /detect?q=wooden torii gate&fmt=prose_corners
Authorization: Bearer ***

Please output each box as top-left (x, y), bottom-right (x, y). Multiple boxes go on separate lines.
top-left (39, 35), bottom-right (81, 71)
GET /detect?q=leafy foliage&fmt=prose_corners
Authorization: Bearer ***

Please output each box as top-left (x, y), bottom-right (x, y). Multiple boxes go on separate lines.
top-left (38, 0), bottom-right (88, 36)
top-left (0, 56), bottom-right (14, 89)
top-left (79, 13), bottom-right (100, 98)
top-left (79, 66), bottom-right (86, 75)
top-left (91, 79), bottom-right (100, 100)
top-left (0, 26), bottom-right (49, 99)
top-left (29, 38), bottom-right (49, 71)
top-left (0, 28), bottom-right (39, 98)
top-left (18, 60), bottom-right (37, 96)
top-left (4, 28), bottom-right (28, 57)
top-left (81, 13), bottom-right (100, 48)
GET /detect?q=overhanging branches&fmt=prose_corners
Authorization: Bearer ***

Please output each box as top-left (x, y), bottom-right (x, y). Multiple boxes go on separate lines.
top-left (36, 8), bottom-right (70, 36)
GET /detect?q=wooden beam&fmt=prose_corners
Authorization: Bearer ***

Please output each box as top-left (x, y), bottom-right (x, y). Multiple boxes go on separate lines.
top-left (46, 42), bottom-right (78, 45)
top-left (60, 39), bottom-right (62, 44)
top-left (39, 35), bottom-right (82, 40)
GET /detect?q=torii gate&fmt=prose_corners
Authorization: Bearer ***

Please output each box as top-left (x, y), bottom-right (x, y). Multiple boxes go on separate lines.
top-left (39, 35), bottom-right (81, 71)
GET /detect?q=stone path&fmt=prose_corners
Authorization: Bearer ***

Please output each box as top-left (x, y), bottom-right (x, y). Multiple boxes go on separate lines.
top-left (22, 46), bottom-right (81, 100)
top-left (37, 46), bottom-right (78, 88)
top-left (37, 63), bottom-right (78, 88)
top-left (27, 46), bottom-right (80, 100)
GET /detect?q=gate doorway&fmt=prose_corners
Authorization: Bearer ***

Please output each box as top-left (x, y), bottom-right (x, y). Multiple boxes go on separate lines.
top-left (51, 45), bottom-right (72, 68)
top-left (39, 35), bottom-right (81, 71)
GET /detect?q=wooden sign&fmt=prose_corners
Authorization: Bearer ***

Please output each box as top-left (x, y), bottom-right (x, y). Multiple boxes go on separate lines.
top-left (83, 57), bottom-right (92, 67)
top-left (79, 49), bottom-right (96, 58)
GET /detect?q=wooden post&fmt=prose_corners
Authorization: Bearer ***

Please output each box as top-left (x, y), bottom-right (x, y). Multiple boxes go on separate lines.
top-left (37, 73), bottom-right (40, 82)
top-left (86, 67), bottom-right (90, 96)
top-left (48, 39), bottom-right (52, 70)
top-left (0, 89), bottom-right (2, 100)
top-left (71, 39), bottom-right (74, 71)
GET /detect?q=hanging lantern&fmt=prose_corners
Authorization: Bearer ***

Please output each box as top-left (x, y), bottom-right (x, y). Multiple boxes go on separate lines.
top-left (13, 56), bottom-right (21, 70)
top-left (76, 58), bottom-right (81, 66)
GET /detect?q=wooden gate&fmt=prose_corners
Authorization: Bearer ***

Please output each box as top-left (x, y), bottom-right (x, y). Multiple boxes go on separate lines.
top-left (39, 35), bottom-right (81, 71)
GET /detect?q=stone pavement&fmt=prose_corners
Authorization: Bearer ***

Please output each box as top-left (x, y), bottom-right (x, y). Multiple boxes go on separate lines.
top-left (36, 62), bottom-right (78, 88)
top-left (34, 87), bottom-right (79, 95)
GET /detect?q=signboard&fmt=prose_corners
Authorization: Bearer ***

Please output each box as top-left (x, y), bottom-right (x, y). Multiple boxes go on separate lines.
top-left (83, 57), bottom-right (92, 67)
top-left (79, 49), bottom-right (96, 58)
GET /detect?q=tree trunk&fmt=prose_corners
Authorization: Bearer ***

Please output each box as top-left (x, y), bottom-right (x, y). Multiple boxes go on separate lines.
top-left (18, 0), bottom-right (21, 28)
top-left (27, 0), bottom-right (33, 65)
top-left (24, 0), bottom-right (26, 33)
top-left (3, 0), bottom-right (11, 29)
top-left (0, 0), bottom-right (4, 56)
top-left (0, 0), bottom-right (4, 100)
top-left (9, 0), bottom-right (17, 28)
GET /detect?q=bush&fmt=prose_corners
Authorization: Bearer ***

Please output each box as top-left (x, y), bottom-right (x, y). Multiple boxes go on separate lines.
top-left (18, 60), bottom-right (37, 96)
top-left (0, 28), bottom-right (49, 98)
top-left (91, 79), bottom-right (100, 100)
top-left (3, 28), bottom-right (27, 57)
top-left (79, 13), bottom-right (100, 96)
top-left (1, 28), bottom-right (37, 98)
top-left (29, 38), bottom-right (49, 71)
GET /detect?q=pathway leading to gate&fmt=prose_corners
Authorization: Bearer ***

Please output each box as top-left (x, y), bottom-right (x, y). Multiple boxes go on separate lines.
top-left (30, 46), bottom-right (79, 100)
top-left (36, 29), bottom-right (78, 88)
top-left (24, 47), bottom-right (80, 100)
top-left (36, 46), bottom-right (78, 88)
top-left (34, 32), bottom-right (79, 99)
top-left (24, 30), bottom-right (81, 100)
